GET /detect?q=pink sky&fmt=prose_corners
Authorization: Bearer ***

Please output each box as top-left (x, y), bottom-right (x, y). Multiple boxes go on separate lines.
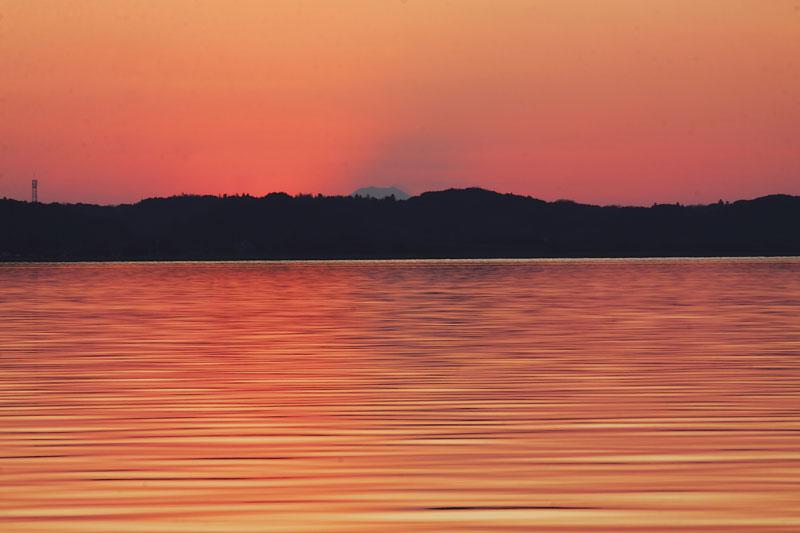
top-left (1, 0), bottom-right (799, 205)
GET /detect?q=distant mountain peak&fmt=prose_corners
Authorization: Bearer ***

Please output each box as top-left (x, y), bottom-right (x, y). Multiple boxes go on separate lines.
top-left (352, 186), bottom-right (409, 200)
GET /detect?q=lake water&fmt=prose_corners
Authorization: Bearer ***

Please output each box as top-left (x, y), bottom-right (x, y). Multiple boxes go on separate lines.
top-left (1, 259), bottom-right (799, 532)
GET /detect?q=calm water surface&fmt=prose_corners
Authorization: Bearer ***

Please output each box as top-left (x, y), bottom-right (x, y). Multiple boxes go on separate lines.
top-left (1, 259), bottom-right (799, 532)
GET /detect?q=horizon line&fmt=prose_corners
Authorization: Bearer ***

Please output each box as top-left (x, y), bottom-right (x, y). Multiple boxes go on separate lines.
top-left (3, 186), bottom-right (798, 210)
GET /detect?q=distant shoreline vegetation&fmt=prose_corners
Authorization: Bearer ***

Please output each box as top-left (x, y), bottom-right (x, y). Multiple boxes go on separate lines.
top-left (2, 188), bottom-right (799, 261)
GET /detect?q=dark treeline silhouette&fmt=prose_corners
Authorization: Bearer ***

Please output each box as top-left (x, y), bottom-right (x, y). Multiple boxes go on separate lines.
top-left (2, 188), bottom-right (799, 260)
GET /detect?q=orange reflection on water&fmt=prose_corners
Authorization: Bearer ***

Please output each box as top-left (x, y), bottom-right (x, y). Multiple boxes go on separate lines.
top-left (1, 259), bottom-right (799, 532)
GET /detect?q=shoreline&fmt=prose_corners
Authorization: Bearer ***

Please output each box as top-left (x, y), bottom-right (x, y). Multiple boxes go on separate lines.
top-left (2, 255), bottom-right (799, 265)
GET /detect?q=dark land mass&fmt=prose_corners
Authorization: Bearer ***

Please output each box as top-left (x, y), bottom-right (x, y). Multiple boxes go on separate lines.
top-left (1, 188), bottom-right (799, 261)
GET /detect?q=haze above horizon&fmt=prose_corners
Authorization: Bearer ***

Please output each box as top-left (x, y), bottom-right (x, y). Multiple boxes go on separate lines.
top-left (1, 1), bottom-right (799, 205)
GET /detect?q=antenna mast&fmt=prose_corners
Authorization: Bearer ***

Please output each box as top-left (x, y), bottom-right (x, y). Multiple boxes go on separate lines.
top-left (32, 179), bottom-right (38, 203)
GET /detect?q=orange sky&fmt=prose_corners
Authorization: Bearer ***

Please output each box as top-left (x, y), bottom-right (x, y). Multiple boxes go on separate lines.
top-left (1, 0), bottom-right (799, 205)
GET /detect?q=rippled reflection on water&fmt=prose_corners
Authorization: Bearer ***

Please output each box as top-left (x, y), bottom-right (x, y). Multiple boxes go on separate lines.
top-left (1, 259), bottom-right (799, 532)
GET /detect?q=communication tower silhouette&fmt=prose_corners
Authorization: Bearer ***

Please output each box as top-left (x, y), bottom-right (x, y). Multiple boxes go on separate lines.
top-left (32, 179), bottom-right (38, 203)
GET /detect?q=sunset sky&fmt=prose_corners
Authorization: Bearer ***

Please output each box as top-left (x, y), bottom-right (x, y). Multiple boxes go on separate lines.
top-left (1, 0), bottom-right (799, 205)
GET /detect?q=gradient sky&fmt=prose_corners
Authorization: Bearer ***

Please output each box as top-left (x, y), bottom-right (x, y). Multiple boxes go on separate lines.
top-left (1, 0), bottom-right (799, 205)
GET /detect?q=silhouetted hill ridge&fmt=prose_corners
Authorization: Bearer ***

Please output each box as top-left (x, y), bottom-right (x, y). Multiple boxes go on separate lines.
top-left (1, 188), bottom-right (798, 260)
